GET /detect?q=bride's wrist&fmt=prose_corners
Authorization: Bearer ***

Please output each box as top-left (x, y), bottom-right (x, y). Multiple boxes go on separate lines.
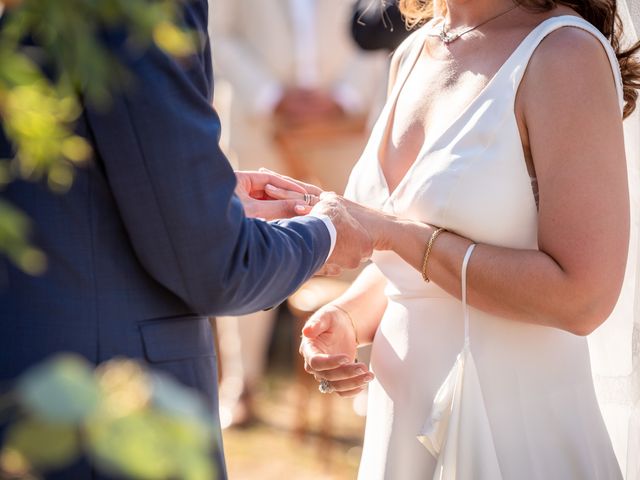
top-left (372, 213), bottom-right (401, 251)
top-left (385, 218), bottom-right (433, 253)
top-left (330, 303), bottom-right (359, 346)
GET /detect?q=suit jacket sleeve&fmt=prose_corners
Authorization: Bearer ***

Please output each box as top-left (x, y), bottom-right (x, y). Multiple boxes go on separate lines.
top-left (84, 2), bottom-right (330, 316)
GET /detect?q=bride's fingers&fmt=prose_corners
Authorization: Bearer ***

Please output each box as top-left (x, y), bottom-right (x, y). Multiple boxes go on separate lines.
top-left (336, 386), bottom-right (367, 398)
top-left (264, 183), bottom-right (303, 200)
top-left (259, 168), bottom-right (324, 196)
top-left (308, 362), bottom-right (370, 382)
top-left (302, 314), bottom-right (331, 339)
top-left (306, 353), bottom-right (351, 372)
top-left (325, 372), bottom-right (374, 394)
top-left (253, 171), bottom-right (307, 194)
top-left (265, 184), bottom-right (320, 207)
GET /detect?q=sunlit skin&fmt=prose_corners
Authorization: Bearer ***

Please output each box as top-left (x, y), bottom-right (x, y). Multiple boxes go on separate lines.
top-left (234, 170), bottom-right (310, 220)
top-left (272, 0), bottom-right (631, 396)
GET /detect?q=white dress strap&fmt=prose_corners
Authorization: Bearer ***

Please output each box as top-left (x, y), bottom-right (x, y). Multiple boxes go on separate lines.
top-left (461, 243), bottom-right (476, 347)
top-left (508, 15), bottom-right (625, 114)
top-left (419, 241), bottom-right (503, 479)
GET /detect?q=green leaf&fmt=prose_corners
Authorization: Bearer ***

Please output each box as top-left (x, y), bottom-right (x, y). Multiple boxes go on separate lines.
top-left (0, 199), bottom-right (47, 275)
top-left (152, 21), bottom-right (195, 58)
top-left (86, 404), bottom-right (216, 480)
top-left (17, 354), bottom-right (100, 424)
top-left (0, 0), bottom-right (195, 273)
top-left (86, 411), bottom-right (179, 480)
top-left (179, 450), bottom-right (216, 480)
top-left (150, 372), bottom-right (214, 427)
top-left (4, 419), bottom-right (79, 470)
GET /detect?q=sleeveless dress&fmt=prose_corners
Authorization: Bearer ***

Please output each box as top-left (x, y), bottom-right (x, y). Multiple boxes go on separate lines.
top-left (344, 16), bottom-right (624, 480)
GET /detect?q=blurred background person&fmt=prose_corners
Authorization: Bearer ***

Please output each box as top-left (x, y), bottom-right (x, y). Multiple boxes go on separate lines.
top-left (208, 0), bottom-right (387, 429)
top-left (351, 0), bottom-right (415, 53)
top-left (350, 0), bottom-right (419, 134)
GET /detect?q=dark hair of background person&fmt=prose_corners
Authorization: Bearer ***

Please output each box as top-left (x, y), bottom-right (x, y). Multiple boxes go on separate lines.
top-left (351, 0), bottom-right (419, 52)
top-left (399, 0), bottom-right (640, 117)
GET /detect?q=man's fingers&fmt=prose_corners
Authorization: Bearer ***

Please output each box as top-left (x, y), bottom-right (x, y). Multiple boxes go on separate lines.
top-left (294, 204), bottom-right (313, 215)
top-left (250, 199), bottom-right (310, 220)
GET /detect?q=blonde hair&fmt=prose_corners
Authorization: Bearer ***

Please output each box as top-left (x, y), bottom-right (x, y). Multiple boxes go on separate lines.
top-left (398, 0), bottom-right (445, 28)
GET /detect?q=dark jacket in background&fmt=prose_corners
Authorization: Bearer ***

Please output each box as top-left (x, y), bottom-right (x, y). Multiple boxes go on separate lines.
top-left (351, 0), bottom-right (416, 52)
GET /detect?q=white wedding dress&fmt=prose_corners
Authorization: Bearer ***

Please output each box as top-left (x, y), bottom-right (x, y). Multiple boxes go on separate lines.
top-left (345, 15), bottom-right (629, 480)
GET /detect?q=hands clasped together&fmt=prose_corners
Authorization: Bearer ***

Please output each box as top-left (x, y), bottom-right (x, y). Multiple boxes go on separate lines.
top-left (235, 169), bottom-right (389, 396)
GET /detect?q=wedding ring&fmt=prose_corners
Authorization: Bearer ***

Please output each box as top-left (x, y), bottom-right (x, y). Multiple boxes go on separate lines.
top-left (303, 193), bottom-right (312, 205)
top-left (318, 379), bottom-right (334, 394)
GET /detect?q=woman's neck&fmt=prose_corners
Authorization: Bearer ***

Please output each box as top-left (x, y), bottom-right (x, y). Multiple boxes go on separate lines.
top-left (443, 0), bottom-right (516, 28)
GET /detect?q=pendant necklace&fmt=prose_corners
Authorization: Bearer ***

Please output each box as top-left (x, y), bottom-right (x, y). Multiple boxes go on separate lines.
top-left (430, 4), bottom-right (519, 44)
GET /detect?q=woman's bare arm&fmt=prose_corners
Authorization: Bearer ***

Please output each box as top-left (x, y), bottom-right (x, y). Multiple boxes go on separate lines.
top-left (358, 28), bottom-right (629, 336)
top-left (332, 264), bottom-right (389, 344)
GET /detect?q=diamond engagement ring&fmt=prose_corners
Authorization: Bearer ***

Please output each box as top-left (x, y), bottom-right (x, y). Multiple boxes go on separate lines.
top-left (318, 379), bottom-right (334, 394)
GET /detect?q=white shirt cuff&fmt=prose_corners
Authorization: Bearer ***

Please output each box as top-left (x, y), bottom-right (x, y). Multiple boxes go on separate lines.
top-left (308, 213), bottom-right (337, 260)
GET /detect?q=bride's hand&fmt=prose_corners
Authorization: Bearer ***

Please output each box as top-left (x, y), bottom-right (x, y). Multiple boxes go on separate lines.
top-left (258, 168), bottom-right (325, 214)
top-left (265, 179), bottom-right (395, 253)
top-left (235, 170), bottom-right (316, 220)
top-left (300, 304), bottom-right (374, 397)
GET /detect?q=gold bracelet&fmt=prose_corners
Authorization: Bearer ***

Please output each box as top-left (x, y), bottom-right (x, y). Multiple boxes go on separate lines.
top-left (332, 304), bottom-right (359, 346)
top-left (421, 227), bottom-right (447, 283)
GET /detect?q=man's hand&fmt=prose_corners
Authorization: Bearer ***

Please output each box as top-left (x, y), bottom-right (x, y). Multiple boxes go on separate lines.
top-left (253, 171), bottom-right (393, 270)
top-left (235, 170), bottom-right (312, 220)
top-left (300, 304), bottom-right (373, 397)
top-left (338, 197), bottom-right (395, 251)
top-left (311, 192), bottom-right (374, 275)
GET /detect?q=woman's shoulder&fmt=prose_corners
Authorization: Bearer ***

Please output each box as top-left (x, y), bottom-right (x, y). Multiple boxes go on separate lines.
top-left (527, 17), bottom-right (619, 81)
top-left (541, 19), bottom-right (612, 57)
top-left (521, 18), bottom-right (621, 101)
top-left (518, 17), bottom-right (623, 133)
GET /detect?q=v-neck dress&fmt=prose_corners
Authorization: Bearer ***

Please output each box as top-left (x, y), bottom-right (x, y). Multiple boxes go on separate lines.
top-left (345, 16), bottom-right (623, 480)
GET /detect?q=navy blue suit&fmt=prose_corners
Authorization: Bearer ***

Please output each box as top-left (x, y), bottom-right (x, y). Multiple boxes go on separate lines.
top-left (0, 1), bottom-right (330, 477)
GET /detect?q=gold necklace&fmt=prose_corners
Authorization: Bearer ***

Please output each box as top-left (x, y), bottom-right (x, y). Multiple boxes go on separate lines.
top-left (430, 4), bottom-right (519, 44)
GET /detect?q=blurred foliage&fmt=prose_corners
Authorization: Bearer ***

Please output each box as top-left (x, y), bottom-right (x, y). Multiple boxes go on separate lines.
top-left (0, 0), bottom-right (195, 275)
top-left (0, 354), bottom-right (217, 479)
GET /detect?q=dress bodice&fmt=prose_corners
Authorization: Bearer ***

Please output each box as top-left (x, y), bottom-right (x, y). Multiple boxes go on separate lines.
top-left (345, 16), bottom-right (624, 300)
